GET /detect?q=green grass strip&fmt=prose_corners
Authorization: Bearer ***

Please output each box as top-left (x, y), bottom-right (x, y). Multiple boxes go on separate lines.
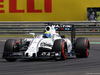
top-left (0, 35), bottom-right (100, 37)
top-left (0, 35), bottom-right (33, 37)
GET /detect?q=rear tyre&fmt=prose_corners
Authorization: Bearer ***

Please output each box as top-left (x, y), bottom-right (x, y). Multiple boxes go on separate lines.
top-left (75, 37), bottom-right (90, 58)
top-left (3, 39), bottom-right (19, 62)
top-left (52, 39), bottom-right (67, 60)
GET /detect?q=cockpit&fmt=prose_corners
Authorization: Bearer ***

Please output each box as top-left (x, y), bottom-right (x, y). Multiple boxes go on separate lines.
top-left (43, 31), bottom-right (51, 38)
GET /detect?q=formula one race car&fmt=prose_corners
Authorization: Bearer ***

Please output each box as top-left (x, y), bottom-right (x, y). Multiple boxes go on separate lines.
top-left (2, 25), bottom-right (90, 62)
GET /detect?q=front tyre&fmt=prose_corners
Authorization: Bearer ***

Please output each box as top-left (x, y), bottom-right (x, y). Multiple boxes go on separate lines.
top-left (52, 39), bottom-right (67, 60)
top-left (75, 37), bottom-right (90, 58)
top-left (3, 39), bottom-right (19, 62)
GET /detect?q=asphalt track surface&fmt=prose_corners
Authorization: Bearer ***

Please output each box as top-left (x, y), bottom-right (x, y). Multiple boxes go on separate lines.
top-left (0, 37), bottom-right (100, 75)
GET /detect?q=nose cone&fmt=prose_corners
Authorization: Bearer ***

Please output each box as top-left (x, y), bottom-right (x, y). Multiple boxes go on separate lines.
top-left (25, 46), bottom-right (36, 57)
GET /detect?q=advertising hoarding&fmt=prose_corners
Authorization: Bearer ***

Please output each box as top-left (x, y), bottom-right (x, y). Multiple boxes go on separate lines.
top-left (0, 0), bottom-right (100, 21)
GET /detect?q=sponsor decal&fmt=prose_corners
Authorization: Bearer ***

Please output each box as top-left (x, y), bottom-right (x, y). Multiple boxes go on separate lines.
top-left (40, 42), bottom-right (52, 47)
top-left (52, 24), bottom-right (72, 31)
top-left (0, 0), bottom-right (52, 13)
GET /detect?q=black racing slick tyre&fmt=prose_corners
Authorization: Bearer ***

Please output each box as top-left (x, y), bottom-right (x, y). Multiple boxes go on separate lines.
top-left (52, 39), bottom-right (67, 60)
top-left (3, 39), bottom-right (19, 62)
top-left (75, 37), bottom-right (90, 58)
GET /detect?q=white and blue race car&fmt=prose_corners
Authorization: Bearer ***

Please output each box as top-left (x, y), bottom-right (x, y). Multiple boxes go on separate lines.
top-left (2, 25), bottom-right (90, 62)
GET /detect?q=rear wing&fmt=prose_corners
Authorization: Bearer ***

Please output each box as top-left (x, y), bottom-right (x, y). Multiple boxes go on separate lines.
top-left (52, 24), bottom-right (72, 31)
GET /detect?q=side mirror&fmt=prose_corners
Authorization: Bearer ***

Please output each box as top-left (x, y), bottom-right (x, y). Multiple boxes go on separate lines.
top-left (29, 33), bottom-right (35, 37)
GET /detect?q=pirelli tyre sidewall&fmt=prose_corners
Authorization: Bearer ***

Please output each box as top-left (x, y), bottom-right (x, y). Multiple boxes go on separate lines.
top-left (53, 39), bottom-right (67, 60)
top-left (75, 37), bottom-right (90, 58)
top-left (3, 39), bottom-right (19, 62)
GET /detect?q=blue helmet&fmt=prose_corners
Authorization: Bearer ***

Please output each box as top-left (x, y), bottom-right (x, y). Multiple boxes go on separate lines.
top-left (43, 32), bottom-right (51, 38)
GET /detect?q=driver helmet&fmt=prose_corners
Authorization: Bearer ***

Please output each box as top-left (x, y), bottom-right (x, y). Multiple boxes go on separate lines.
top-left (43, 31), bottom-right (51, 38)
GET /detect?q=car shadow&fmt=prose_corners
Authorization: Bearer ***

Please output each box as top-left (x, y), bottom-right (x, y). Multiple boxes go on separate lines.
top-left (0, 57), bottom-right (77, 63)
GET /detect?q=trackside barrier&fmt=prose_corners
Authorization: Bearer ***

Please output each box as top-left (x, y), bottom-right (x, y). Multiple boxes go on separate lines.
top-left (0, 21), bottom-right (100, 35)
